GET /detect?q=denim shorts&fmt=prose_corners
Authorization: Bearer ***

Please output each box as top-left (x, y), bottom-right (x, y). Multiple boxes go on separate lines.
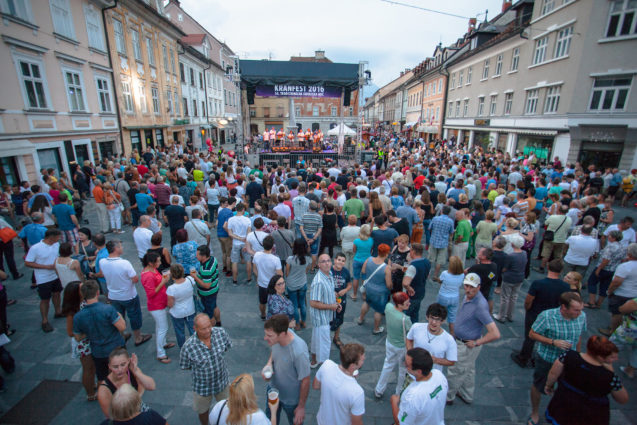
top-left (307, 233), bottom-right (320, 255)
top-left (352, 260), bottom-right (365, 280)
top-left (366, 289), bottom-right (389, 314)
top-left (110, 295), bottom-right (143, 330)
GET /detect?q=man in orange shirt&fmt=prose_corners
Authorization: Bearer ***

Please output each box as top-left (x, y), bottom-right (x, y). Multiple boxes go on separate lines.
top-left (92, 180), bottom-right (109, 233)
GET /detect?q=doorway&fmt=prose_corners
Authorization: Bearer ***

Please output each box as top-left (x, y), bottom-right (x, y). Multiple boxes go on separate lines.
top-left (578, 142), bottom-right (623, 170)
top-left (144, 130), bottom-right (154, 149)
top-left (37, 148), bottom-right (62, 178)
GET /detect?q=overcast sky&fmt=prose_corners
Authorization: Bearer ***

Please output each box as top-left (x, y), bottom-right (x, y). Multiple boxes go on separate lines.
top-left (176, 0), bottom-right (505, 92)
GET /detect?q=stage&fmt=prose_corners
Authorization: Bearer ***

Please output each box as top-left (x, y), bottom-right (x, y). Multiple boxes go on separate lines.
top-left (257, 149), bottom-right (356, 168)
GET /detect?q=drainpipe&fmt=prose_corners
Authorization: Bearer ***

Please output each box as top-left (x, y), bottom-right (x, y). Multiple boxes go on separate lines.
top-left (100, 1), bottom-right (126, 156)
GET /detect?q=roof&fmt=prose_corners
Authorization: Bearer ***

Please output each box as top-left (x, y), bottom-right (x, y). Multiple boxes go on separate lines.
top-left (181, 34), bottom-right (205, 45)
top-left (289, 56), bottom-right (333, 63)
top-left (239, 60), bottom-right (359, 89)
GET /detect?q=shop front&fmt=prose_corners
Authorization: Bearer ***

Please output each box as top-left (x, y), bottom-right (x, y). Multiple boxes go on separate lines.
top-left (516, 135), bottom-right (554, 163)
top-left (570, 125), bottom-right (635, 171)
top-left (473, 131), bottom-right (491, 150)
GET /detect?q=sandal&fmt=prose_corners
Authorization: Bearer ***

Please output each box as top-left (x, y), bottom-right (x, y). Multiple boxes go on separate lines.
top-left (163, 343), bottom-right (176, 349)
top-left (134, 334), bottom-right (152, 346)
top-left (157, 357), bottom-right (172, 364)
top-left (584, 303), bottom-right (599, 309)
top-left (332, 337), bottom-right (344, 349)
top-left (87, 394), bottom-right (98, 402)
top-left (527, 416), bottom-right (539, 425)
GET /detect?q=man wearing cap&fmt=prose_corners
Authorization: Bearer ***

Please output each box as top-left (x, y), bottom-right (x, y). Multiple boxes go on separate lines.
top-left (446, 273), bottom-right (500, 405)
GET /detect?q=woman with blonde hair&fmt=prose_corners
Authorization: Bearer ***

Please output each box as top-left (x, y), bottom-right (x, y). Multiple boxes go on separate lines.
top-left (104, 182), bottom-right (123, 234)
top-left (435, 255), bottom-right (465, 335)
top-left (368, 191), bottom-right (385, 220)
top-left (208, 373), bottom-right (277, 425)
top-left (351, 224), bottom-right (373, 301)
top-left (500, 217), bottom-right (521, 254)
top-left (104, 384), bottom-right (167, 425)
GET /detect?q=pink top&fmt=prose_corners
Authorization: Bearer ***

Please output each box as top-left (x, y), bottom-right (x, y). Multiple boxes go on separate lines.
top-left (141, 270), bottom-right (167, 311)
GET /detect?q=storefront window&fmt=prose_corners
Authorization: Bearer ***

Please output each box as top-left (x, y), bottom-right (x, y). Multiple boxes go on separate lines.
top-left (37, 148), bottom-right (62, 178)
top-left (0, 157), bottom-right (20, 186)
top-left (497, 134), bottom-right (508, 152)
top-left (155, 129), bottom-right (164, 148)
top-left (578, 141), bottom-right (623, 170)
top-left (99, 141), bottom-right (115, 160)
top-left (75, 144), bottom-right (89, 165)
top-left (516, 136), bottom-right (553, 163)
top-left (130, 130), bottom-right (141, 154)
top-left (473, 131), bottom-right (491, 150)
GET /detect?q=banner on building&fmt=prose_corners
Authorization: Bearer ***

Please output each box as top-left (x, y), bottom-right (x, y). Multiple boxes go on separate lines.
top-left (255, 85), bottom-right (342, 98)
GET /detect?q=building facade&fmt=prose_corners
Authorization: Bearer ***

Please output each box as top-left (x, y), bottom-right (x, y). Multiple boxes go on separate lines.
top-left (0, 0), bottom-right (121, 184)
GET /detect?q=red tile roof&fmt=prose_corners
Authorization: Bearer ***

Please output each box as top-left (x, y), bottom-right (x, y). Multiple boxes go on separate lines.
top-left (181, 34), bottom-right (205, 45)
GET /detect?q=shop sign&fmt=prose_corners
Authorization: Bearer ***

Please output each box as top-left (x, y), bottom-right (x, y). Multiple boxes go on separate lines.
top-left (256, 85), bottom-right (342, 98)
top-left (474, 119), bottom-right (490, 126)
top-left (174, 119), bottom-right (190, 125)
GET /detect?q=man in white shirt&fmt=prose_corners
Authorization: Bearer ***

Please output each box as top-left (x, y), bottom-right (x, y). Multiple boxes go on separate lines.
top-left (327, 166), bottom-right (341, 178)
top-left (184, 209), bottom-right (211, 247)
top-left (604, 216), bottom-right (636, 248)
top-left (272, 196), bottom-right (292, 226)
top-left (99, 240), bottom-right (151, 346)
top-left (225, 202), bottom-right (252, 284)
top-left (253, 236), bottom-right (283, 319)
top-left (406, 303), bottom-right (457, 372)
top-left (24, 229), bottom-right (63, 333)
top-left (133, 215), bottom-right (153, 263)
top-left (563, 225), bottom-right (599, 276)
top-left (391, 348), bottom-right (448, 425)
top-left (313, 343), bottom-right (365, 425)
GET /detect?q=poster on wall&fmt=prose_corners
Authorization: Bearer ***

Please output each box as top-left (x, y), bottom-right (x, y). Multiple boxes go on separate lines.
top-left (255, 85), bottom-right (342, 98)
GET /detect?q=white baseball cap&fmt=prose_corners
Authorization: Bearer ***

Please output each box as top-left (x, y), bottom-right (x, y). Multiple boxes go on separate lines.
top-left (463, 273), bottom-right (481, 288)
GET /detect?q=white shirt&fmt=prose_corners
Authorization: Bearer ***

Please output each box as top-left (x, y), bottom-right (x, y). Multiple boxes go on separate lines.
top-left (397, 369), bottom-right (448, 425)
top-left (566, 208), bottom-right (581, 230)
top-left (614, 260), bottom-right (637, 298)
top-left (99, 257), bottom-right (138, 301)
top-left (564, 235), bottom-right (599, 266)
top-left (227, 215), bottom-right (252, 247)
top-left (185, 219), bottom-right (210, 246)
top-left (434, 181), bottom-right (447, 194)
top-left (208, 403), bottom-right (269, 425)
top-left (177, 167), bottom-right (188, 180)
top-left (253, 251), bottom-right (282, 288)
top-left (316, 360), bottom-right (365, 425)
top-left (246, 230), bottom-right (269, 253)
top-left (605, 224), bottom-right (637, 248)
top-left (166, 277), bottom-right (195, 319)
top-left (133, 227), bottom-right (153, 259)
top-left (328, 167), bottom-right (341, 178)
top-left (406, 323), bottom-right (458, 372)
top-left (25, 241), bottom-right (60, 284)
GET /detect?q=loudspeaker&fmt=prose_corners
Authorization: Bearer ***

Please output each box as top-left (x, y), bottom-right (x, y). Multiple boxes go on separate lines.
top-left (247, 86), bottom-right (255, 105)
top-left (343, 88), bottom-right (351, 106)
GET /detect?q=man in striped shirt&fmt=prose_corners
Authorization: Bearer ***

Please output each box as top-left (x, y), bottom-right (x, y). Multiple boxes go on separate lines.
top-left (292, 183), bottom-right (311, 237)
top-left (190, 245), bottom-right (221, 326)
top-left (300, 201), bottom-right (323, 271)
top-left (309, 254), bottom-right (340, 369)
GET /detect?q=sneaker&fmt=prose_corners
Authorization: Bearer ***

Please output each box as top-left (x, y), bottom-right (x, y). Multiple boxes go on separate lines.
top-left (310, 361), bottom-right (321, 369)
top-left (232, 281), bottom-right (238, 286)
top-left (492, 314), bottom-right (505, 323)
top-left (598, 327), bottom-right (612, 337)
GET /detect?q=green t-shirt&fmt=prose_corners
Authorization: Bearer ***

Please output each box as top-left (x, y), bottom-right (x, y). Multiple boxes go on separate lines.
top-left (454, 219), bottom-right (472, 243)
top-left (343, 198), bottom-right (365, 218)
top-left (475, 220), bottom-right (497, 245)
top-left (487, 190), bottom-right (498, 203)
top-left (193, 169), bottom-right (204, 182)
top-left (249, 169), bottom-right (263, 179)
top-left (385, 303), bottom-right (412, 348)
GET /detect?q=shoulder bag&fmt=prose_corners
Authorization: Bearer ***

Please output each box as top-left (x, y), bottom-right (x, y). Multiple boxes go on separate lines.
top-left (543, 216), bottom-right (567, 242)
top-left (361, 261), bottom-right (386, 292)
top-left (214, 400), bottom-right (228, 425)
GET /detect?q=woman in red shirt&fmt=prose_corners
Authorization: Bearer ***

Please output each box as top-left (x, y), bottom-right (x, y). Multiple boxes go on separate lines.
top-left (141, 251), bottom-right (174, 364)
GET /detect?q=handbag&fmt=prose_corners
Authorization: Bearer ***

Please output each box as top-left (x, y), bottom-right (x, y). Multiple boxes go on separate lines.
top-left (0, 227), bottom-right (17, 243)
top-left (188, 276), bottom-right (205, 313)
top-left (543, 216), bottom-right (567, 242)
top-left (361, 261), bottom-right (386, 292)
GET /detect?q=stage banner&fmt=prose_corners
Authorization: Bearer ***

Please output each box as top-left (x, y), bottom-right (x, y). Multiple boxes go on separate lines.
top-left (256, 85), bottom-right (342, 98)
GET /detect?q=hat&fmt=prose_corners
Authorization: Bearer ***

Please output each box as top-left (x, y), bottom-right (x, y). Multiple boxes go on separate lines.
top-left (463, 273), bottom-right (481, 287)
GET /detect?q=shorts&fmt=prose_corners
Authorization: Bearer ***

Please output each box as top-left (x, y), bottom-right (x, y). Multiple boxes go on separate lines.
top-left (258, 286), bottom-right (268, 305)
top-left (62, 228), bottom-right (80, 246)
top-left (231, 244), bottom-right (245, 263)
top-left (541, 241), bottom-right (565, 260)
top-left (608, 185), bottom-right (619, 196)
top-left (608, 294), bottom-right (632, 315)
top-left (192, 387), bottom-right (229, 414)
top-left (218, 237), bottom-right (232, 261)
top-left (306, 233), bottom-right (319, 255)
top-left (200, 293), bottom-right (218, 318)
top-left (532, 355), bottom-right (553, 394)
top-left (94, 356), bottom-right (110, 381)
top-left (37, 278), bottom-right (63, 300)
top-left (352, 260), bottom-right (365, 280)
top-left (428, 247), bottom-right (448, 265)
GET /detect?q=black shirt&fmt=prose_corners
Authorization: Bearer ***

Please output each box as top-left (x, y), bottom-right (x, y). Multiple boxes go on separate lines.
top-left (390, 218), bottom-right (410, 237)
top-left (245, 182), bottom-right (264, 207)
top-left (468, 262), bottom-right (499, 300)
top-left (127, 188), bottom-right (139, 208)
top-left (336, 174), bottom-right (349, 189)
top-left (527, 277), bottom-right (570, 315)
top-left (164, 205), bottom-right (187, 230)
top-left (491, 250), bottom-right (508, 286)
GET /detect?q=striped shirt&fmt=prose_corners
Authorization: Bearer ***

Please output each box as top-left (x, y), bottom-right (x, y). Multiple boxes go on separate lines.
top-left (197, 256), bottom-right (219, 296)
top-left (301, 212), bottom-right (322, 235)
top-left (532, 307), bottom-right (587, 363)
top-left (292, 196), bottom-right (310, 225)
top-left (309, 271), bottom-right (336, 327)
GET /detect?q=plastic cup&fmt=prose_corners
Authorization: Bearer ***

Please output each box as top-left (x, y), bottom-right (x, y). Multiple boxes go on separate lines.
top-left (267, 388), bottom-right (279, 405)
top-left (262, 365), bottom-right (273, 379)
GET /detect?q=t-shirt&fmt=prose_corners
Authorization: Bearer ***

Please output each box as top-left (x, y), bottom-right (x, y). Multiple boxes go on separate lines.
top-left (564, 235), bottom-right (599, 266)
top-left (165, 279), bottom-right (195, 318)
top-left (135, 193), bottom-right (154, 214)
top-left (527, 277), bottom-right (570, 315)
top-left (253, 251), bottom-right (282, 288)
top-left (73, 302), bottom-right (125, 358)
top-left (544, 214), bottom-right (571, 243)
top-left (454, 219), bottom-right (472, 243)
top-left (438, 271), bottom-right (464, 297)
top-left (397, 370), bottom-right (448, 425)
top-left (406, 323), bottom-right (457, 372)
top-left (614, 260), bottom-right (637, 298)
top-left (208, 402), bottom-right (269, 425)
top-left (217, 207), bottom-right (233, 237)
top-left (271, 331), bottom-right (311, 405)
top-left (385, 303), bottom-right (412, 348)
top-left (454, 292), bottom-right (493, 341)
top-left (353, 238), bottom-right (373, 262)
top-left (604, 224), bottom-right (637, 248)
top-left (133, 227), bottom-right (153, 259)
top-left (164, 205), bottom-right (187, 230)
top-left (390, 218), bottom-right (410, 237)
top-left (227, 215), bottom-right (251, 247)
top-left (25, 241), bottom-right (60, 284)
top-left (51, 203), bottom-right (76, 230)
top-left (467, 263), bottom-right (499, 300)
top-left (246, 230), bottom-right (269, 253)
top-left (99, 257), bottom-right (138, 301)
top-left (141, 270), bottom-right (167, 311)
top-left (371, 228), bottom-right (399, 256)
top-left (315, 360), bottom-right (365, 425)
top-left (343, 198), bottom-right (365, 219)
top-left (340, 226), bottom-right (361, 252)
top-left (100, 409), bottom-right (166, 425)
top-left (502, 251), bottom-right (527, 284)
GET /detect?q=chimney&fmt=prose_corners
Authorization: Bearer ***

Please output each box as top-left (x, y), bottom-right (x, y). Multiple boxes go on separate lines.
top-left (468, 18), bottom-right (477, 33)
top-left (169, 0), bottom-right (181, 5)
top-left (400, 71), bottom-right (404, 77)
top-left (315, 50), bottom-right (325, 60)
top-left (502, 0), bottom-right (512, 12)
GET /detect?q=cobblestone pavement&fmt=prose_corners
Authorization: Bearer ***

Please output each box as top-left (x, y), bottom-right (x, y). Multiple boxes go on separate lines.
top-left (0, 200), bottom-right (635, 425)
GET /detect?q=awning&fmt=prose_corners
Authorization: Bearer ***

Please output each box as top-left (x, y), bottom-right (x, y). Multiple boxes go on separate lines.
top-left (442, 125), bottom-right (559, 137)
top-left (417, 125), bottom-right (439, 133)
top-left (404, 121), bottom-right (417, 128)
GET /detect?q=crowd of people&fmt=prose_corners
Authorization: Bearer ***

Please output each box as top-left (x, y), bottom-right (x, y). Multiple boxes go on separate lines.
top-left (0, 139), bottom-right (635, 425)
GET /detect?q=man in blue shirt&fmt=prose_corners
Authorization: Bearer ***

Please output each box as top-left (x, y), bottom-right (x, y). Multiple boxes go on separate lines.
top-left (27, 185), bottom-right (53, 209)
top-left (52, 192), bottom-right (79, 254)
top-left (446, 180), bottom-right (464, 203)
top-left (135, 184), bottom-right (154, 216)
top-left (428, 206), bottom-right (455, 281)
top-left (396, 199), bottom-right (420, 236)
top-left (18, 212), bottom-right (47, 250)
top-left (91, 233), bottom-right (109, 296)
top-left (216, 197), bottom-right (235, 276)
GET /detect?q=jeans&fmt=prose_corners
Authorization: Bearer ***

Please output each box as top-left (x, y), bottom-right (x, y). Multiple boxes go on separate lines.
top-left (288, 286), bottom-right (307, 323)
top-left (306, 233), bottom-right (319, 255)
top-left (375, 339), bottom-right (407, 396)
top-left (405, 296), bottom-right (423, 323)
top-left (437, 293), bottom-right (459, 323)
top-left (149, 309), bottom-right (168, 358)
top-left (0, 240), bottom-right (19, 278)
top-left (131, 208), bottom-right (140, 227)
top-left (423, 218), bottom-right (432, 245)
top-left (207, 204), bottom-right (219, 223)
top-left (110, 295), bottom-right (143, 330)
top-left (170, 313), bottom-right (195, 347)
top-left (265, 384), bottom-right (298, 425)
top-left (200, 293), bottom-right (217, 319)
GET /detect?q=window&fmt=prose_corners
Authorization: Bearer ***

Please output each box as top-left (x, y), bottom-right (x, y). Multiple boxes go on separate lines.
top-left (349, 106), bottom-right (354, 116)
top-left (151, 87), bottom-right (159, 114)
top-left (131, 29), bottom-right (142, 61)
top-left (173, 91), bottom-right (180, 115)
top-left (494, 55), bottom-right (503, 76)
top-left (544, 86), bottom-right (561, 113)
top-left (121, 80), bottom-right (133, 113)
top-left (201, 101), bottom-right (205, 116)
top-left (482, 59), bottom-right (490, 80)
top-left (448, 101), bottom-right (454, 117)
top-left (450, 73), bottom-right (456, 89)
top-left (432, 82), bottom-right (436, 95)
top-left (554, 26), bottom-right (573, 58)
top-left (189, 68), bottom-right (195, 86)
top-left (224, 89), bottom-right (227, 105)
top-left (182, 97), bottom-right (188, 116)
top-left (606, 0), bottom-right (637, 37)
top-left (312, 106), bottom-right (319, 116)
top-left (511, 47), bottom-right (520, 71)
top-left (489, 95), bottom-right (497, 116)
top-left (541, 0), bottom-right (555, 15)
top-left (533, 37), bottom-right (548, 65)
top-left (50, 0), bottom-right (75, 39)
top-left (458, 71), bottom-right (464, 86)
top-left (438, 78), bottom-right (443, 92)
top-left (589, 76), bottom-right (631, 111)
top-left (84, 4), bottom-right (105, 50)
top-left (166, 91), bottom-right (172, 114)
top-left (1, 0), bottom-right (33, 22)
top-left (525, 89), bottom-right (539, 114)
top-left (95, 77), bottom-right (112, 113)
top-left (18, 60), bottom-right (48, 109)
top-left (146, 37), bottom-right (155, 66)
top-left (137, 84), bottom-right (147, 113)
top-left (331, 106), bottom-right (337, 115)
top-left (467, 67), bottom-right (473, 84)
top-left (162, 45), bottom-right (168, 72)
top-left (170, 48), bottom-right (176, 74)
top-left (436, 106), bottom-right (440, 120)
top-left (192, 99), bottom-right (197, 117)
top-left (179, 63), bottom-right (185, 82)
top-left (477, 96), bottom-right (485, 116)
top-left (113, 19), bottom-right (126, 54)
top-left (504, 92), bottom-right (513, 115)
top-left (63, 70), bottom-right (86, 112)
top-left (295, 106), bottom-right (301, 116)
top-left (262, 107), bottom-right (269, 117)
top-left (463, 99), bottom-right (469, 116)
top-left (455, 101), bottom-right (461, 117)
top-left (199, 72), bottom-right (203, 89)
